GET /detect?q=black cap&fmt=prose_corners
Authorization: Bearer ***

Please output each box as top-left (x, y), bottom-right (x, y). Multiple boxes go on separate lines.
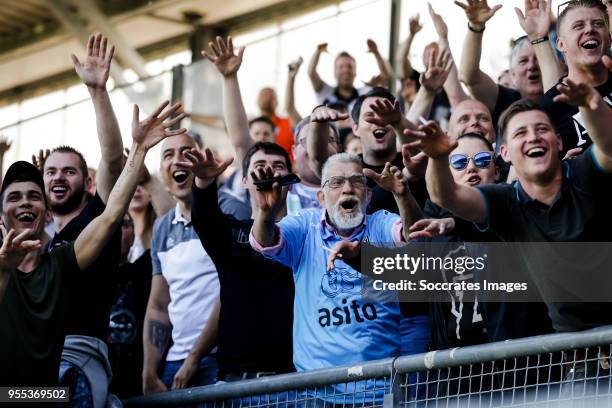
top-left (0, 161), bottom-right (45, 199)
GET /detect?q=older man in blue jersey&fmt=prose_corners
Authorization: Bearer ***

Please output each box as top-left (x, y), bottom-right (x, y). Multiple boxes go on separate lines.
top-left (250, 150), bottom-right (422, 405)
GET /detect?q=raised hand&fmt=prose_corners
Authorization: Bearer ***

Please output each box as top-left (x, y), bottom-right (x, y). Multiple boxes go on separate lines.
top-left (288, 57), bottom-right (303, 79)
top-left (454, 0), bottom-right (502, 29)
top-left (0, 137), bottom-right (12, 155)
top-left (428, 4), bottom-right (448, 40)
top-left (0, 228), bottom-right (42, 271)
top-left (316, 43), bottom-right (328, 53)
top-left (32, 149), bottom-right (50, 172)
top-left (124, 147), bottom-right (152, 184)
top-left (202, 36), bottom-right (245, 77)
top-left (408, 217), bottom-right (455, 239)
top-left (366, 39), bottom-right (379, 54)
top-left (420, 48), bottom-right (453, 93)
top-left (515, 0), bottom-right (552, 39)
top-left (71, 33), bottom-right (115, 89)
top-left (176, 147), bottom-right (234, 188)
top-left (363, 162), bottom-right (410, 196)
top-left (363, 98), bottom-right (402, 127)
top-left (409, 14), bottom-right (424, 36)
top-left (132, 101), bottom-right (187, 150)
top-left (251, 165), bottom-right (284, 217)
top-left (553, 79), bottom-right (602, 110)
top-left (405, 120), bottom-right (457, 159)
top-left (401, 144), bottom-right (428, 181)
top-left (324, 240), bottom-right (361, 271)
top-left (311, 106), bottom-right (349, 123)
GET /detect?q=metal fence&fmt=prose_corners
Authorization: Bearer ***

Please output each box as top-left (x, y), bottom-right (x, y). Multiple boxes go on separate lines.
top-left (124, 325), bottom-right (612, 407)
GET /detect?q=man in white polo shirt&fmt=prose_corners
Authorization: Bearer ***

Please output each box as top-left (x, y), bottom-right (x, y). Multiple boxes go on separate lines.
top-left (142, 133), bottom-right (220, 394)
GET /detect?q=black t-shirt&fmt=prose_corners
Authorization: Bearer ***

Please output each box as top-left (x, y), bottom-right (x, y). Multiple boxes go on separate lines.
top-left (477, 147), bottom-right (612, 331)
top-left (107, 250), bottom-right (152, 399)
top-left (423, 202), bottom-right (554, 347)
top-left (0, 243), bottom-right (78, 386)
top-left (425, 238), bottom-right (490, 350)
top-left (540, 75), bottom-right (612, 156)
top-left (360, 153), bottom-right (429, 318)
top-left (49, 193), bottom-right (121, 340)
top-left (492, 85), bottom-right (522, 128)
top-left (192, 182), bottom-right (295, 376)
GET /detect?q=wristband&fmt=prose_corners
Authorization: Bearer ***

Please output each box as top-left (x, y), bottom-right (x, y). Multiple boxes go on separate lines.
top-left (530, 35), bottom-right (549, 45)
top-left (467, 23), bottom-right (485, 33)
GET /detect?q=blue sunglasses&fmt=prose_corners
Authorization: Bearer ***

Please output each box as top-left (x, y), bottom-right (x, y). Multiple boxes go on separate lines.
top-left (449, 152), bottom-right (494, 170)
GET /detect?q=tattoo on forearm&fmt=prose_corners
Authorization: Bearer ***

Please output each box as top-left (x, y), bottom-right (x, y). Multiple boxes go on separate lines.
top-left (149, 320), bottom-right (171, 352)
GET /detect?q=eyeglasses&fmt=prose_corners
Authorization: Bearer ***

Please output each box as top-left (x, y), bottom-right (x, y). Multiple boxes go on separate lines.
top-left (322, 174), bottom-right (367, 189)
top-left (449, 152), bottom-right (494, 170)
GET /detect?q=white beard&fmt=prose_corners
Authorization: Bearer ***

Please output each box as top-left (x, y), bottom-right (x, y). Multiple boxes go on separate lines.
top-left (328, 200), bottom-right (367, 231)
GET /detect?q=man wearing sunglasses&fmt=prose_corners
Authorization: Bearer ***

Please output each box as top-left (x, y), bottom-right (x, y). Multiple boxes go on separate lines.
top-left (540, 0), bottom-right (612, 154)
top-left (249, 152), bottom-right (421, 405)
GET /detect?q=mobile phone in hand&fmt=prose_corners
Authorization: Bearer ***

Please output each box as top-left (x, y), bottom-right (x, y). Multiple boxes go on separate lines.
top-left (254, 173), bottom-right (301, 191)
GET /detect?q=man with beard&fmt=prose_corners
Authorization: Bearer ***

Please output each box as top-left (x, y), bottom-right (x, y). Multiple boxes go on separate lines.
top-left (540, 0), bottom-right (612, 154)
top-left (249, 152), bottom-right (419, 405)
top-left (142, 131), bottom-right (221, 394)
top-left (0, 100), bottom-right (185, 387)
top-left (40, 34), bottom-right (126, 404)
top-left (457, 0), bottom-right (563, 126)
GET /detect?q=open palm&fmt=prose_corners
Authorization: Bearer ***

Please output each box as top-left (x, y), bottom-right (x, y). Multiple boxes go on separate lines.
top-left (71, 33), bottom-right (115, 89)
top-left (132, 101), bottom-right (187, 149)
top-left (455, 0), bottom-right (502, 27)
top-left (202, 36), bottom-right (245, 77)
top-left (405, 121), bottom-right (457, 159)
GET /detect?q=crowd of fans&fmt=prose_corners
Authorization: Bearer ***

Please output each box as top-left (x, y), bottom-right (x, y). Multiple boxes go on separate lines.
top-left (0, 0), bottom-right (611, 405)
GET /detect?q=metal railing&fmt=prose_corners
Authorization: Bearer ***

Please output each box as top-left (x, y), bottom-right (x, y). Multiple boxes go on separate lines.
top-left (124, 326), bottom-right (612, 407)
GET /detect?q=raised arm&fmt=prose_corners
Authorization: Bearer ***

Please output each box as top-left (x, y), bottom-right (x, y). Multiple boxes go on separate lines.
top-left (308, 106), bottom-right (346, 176)
top-left (74, 101), bottom-right (186, 270)
top-left (308, 43), bottom-right (330, 93)
top-left (515, 0), bottom-right (563, 91)
top-left (251, 166), bottom-right (285, 247)
top-left (456, 0), bottom-right (503, 111)
top-left (285, 58), bottom-right (303, 125)
top-left (366, 39), bottom-right (392, 86)
top-left (124, 147), bottom-right (175, 216)
top-left (363, 98), bottom-right (417, 152)
top-left (396, 15), bottom-right (423, 80)
top-left (429, 4), bottom-right (469, 108)
top-left (553, 75), bottom-right (612, 171)
top-left (406, 121), bottom-right (486, 223)
top-left (363, 146), bottom-right (423, 241)
top-left (202, 36), bottom-right (250, 164)
top-left (405, 48), bottom-right (453, 133)
top-left (71, 33), bottom-right (123, 203)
